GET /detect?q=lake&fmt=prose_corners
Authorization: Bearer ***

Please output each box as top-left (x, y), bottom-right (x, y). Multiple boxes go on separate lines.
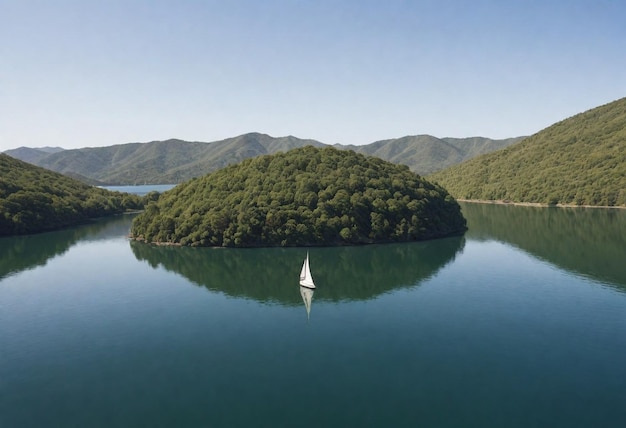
top-left (1, 201), bottom-right (625, 427)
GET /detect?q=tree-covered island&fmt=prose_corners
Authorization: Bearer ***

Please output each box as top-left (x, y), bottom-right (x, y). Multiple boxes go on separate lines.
top-left (130, 146), bottom-right (467, 247)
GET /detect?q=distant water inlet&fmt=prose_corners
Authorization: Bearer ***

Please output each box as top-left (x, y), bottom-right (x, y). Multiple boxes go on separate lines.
top-left (101, 184), bottom-right (176, 195)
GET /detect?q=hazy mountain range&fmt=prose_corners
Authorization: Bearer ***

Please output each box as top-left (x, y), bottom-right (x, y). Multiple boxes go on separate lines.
top-left (4, 134), bottom-right (524, 185)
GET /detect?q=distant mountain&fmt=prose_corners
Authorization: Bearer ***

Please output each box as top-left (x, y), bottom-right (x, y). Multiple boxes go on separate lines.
top-left (38, 146), bottom-right (65, 154)
top-left (344, 135), bottom-right (524, 176)
top-left (4, 146), bottom-right (65, 164)
top-left (428, 97), bottom-right (626, 206)
top-left (4, 134), bottom-right (326, 185)
top-left (441, 136), bottom-right (525, 158)
top-left (4, 133), bottom-right (521, 185)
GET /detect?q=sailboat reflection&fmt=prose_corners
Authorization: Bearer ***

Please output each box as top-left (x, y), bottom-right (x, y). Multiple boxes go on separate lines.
top-left (300, 285), bottom-right (314, 320)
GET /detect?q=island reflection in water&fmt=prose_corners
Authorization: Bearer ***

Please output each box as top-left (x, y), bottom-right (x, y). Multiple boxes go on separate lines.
top-left (130, 236), bottom-right (465, 305)
top-left (460, 202), bottom-right (626, 289)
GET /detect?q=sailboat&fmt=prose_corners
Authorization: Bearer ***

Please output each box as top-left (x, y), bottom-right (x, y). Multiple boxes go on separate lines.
top-left (299, 251), bottom-right (316, 289)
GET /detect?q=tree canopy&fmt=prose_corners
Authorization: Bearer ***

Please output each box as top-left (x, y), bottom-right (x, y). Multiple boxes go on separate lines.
top-left (130, 146), bottom-right (467, 247)
top-left (428, 97), bottom-right (626, 206)
top-left (0, 154), bottom-right (144, 235)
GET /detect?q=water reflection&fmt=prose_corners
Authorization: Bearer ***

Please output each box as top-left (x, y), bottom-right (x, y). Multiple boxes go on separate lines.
top-left (461, 202), bottom-right (626, 289)
top-left (0, 214), bottom-right (137, 280)
top-left (300, 286), bottom-right (314, 320)
top-left (130, 237), bottom-right (465, 305)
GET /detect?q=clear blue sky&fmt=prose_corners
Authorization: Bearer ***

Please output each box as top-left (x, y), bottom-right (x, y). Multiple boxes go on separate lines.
top-left (2, 0), bottom-right (625, 150)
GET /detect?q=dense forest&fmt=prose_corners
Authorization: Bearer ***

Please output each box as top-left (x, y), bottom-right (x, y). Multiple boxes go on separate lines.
top-left (5, 133), bottom-right (521, 185)
top-left (429, 97), bottom-right (626, 206)
top-left (0, 154), bottom-right (144, 235)
top-left (130, 146), bottom-right (467, 247)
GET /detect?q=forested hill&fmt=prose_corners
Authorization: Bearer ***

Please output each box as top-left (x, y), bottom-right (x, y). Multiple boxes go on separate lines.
top-left (130, 146), bottom-right (467, 247)
top-left (4, 133), bottom-right (521, 185)
top-left (429, 97), bottom-right (626, 207)
top-left (0, 154), bottom-right (144, 235)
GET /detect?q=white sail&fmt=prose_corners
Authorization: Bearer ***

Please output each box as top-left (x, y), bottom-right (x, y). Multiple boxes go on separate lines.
top-left (299, 252), bottom-right (316, 289)
top-left (300, 285), bottom-right (314, 320)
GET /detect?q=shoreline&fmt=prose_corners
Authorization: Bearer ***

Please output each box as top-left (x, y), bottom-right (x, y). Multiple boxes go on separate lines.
top-left (457, 199), bottom-right (626, 210)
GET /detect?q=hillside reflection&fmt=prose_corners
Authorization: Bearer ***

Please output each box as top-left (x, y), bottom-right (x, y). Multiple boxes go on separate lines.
top-left (461, 202), bottom-right (626, 289)
top-left (0, 214), bottom-right (137, 280)
top-left (130, 237), bottom-right (465, 305)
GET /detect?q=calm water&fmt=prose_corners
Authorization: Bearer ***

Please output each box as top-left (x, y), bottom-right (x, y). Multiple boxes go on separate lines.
top-left (1, 201), bottom-right (625, 427)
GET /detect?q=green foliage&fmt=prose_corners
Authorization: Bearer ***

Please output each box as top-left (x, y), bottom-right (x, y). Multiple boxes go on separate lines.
top-left (0, 154), bottom-right (144, 235)
top-left (429, 97), bottom-right (626, 207)
top-left (130, 146), bottom-right (467, 247)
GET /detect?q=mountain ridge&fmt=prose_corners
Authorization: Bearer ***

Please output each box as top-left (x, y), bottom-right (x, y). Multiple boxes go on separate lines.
top-left (4, 133), bottom-right (522, 185)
